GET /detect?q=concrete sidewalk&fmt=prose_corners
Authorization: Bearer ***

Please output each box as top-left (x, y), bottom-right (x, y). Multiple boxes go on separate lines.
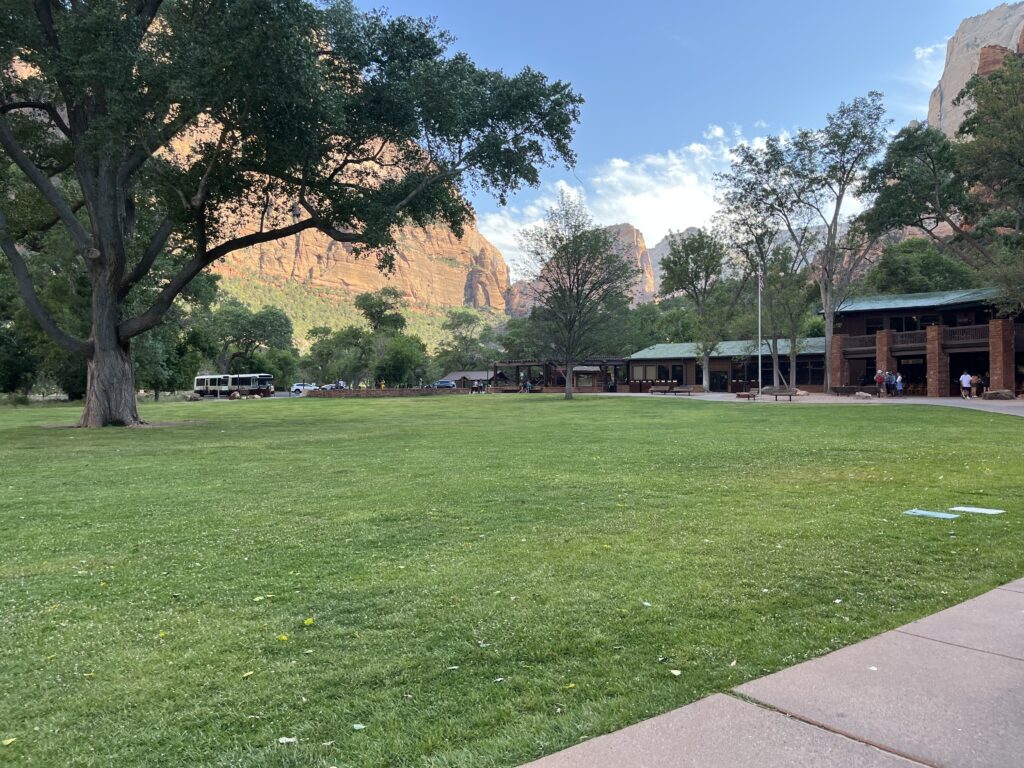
top-left (596, 391), bottom-right (1024, 417)
top-left (522, 578), bottom-right (1024, 768)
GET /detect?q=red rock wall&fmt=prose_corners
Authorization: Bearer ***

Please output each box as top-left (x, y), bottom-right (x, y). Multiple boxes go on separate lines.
top-left (213, 218), bottom-right (511, 312)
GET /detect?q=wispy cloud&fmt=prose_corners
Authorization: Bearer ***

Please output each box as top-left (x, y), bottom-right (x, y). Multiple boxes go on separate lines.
top-left (887, 39), bottom-right (949, 118)
top-left (479, 123), bottom-right (774, 275)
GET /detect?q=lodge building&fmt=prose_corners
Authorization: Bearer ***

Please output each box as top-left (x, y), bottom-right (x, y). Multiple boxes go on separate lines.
top-left (626, 288), bottom-right (1023, 396)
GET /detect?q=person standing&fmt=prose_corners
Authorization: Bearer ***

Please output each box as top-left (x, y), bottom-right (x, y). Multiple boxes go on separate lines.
top-left (874, 369), bottom-right (885, 397)
top-left (896, 372), bottom-right (904, 397)
top-left (959, 370), bottom-right (972, 399)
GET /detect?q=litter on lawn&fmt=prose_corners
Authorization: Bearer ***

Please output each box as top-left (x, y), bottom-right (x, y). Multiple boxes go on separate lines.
top-left (949, 506), bottom-right (1006, 515)
top-left (903, 509), bottom-right (960, 520)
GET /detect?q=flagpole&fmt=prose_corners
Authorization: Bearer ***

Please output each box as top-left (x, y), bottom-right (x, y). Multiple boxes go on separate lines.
top-left (757, 270), bottom-right (763, 395)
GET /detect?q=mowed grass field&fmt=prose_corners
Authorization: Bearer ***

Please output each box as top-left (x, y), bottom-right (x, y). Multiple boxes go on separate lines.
top-left (2, 395), bottom-right (1022, 767)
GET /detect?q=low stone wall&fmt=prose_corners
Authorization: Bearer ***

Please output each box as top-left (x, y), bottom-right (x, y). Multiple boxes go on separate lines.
top-left (306, 388), bottom-right (467, 399)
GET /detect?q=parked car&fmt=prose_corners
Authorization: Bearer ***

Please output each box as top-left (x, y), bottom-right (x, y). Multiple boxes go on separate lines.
top-left (432, 379), bottom-right (457, 389)
top-left (291, 382), bottom-right (319, 395)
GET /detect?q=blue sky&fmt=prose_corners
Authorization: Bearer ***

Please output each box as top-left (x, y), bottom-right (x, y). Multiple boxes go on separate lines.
top-left (354, 1), bottom-right (1003, 264)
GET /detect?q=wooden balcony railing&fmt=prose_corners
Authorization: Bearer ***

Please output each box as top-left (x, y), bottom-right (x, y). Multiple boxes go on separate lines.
top-left (943, 325), bottom-right (990, 344)
top-left (893, 330), bottom-right (927, 346)
top-left (844, 334), bottom-right (876, 349)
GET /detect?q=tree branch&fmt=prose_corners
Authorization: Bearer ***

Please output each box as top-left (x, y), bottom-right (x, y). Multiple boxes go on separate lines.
top-left (0, 101), bottom-right (71, 137)
top-left (119, 217), bottom-right (173, 296)
top-left (118, 217), bottom-right (357, 340)
top-left (33, 0), bottom-right (61, 50)
top-left (0, 117), bottom-right (93, 253)
top-left (120, 108), bottom-right (202, 182)
top-left (0, 212), bottom-right (91, 356)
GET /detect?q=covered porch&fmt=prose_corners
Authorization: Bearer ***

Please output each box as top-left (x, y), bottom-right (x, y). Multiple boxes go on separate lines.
top-left (491, 358), bottom-right (630, 392)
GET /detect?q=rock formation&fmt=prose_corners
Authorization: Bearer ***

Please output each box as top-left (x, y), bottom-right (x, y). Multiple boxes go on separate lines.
top-left (213, 217), bottom-right (512, 313)
top-left (928, 3), bottom-right (1024, 136)
top-left (606, 223), bottom-right (657, 304)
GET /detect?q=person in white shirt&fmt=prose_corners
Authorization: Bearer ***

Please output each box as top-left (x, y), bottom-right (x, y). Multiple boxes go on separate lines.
top-left (959, 371), bottom-right (972, 399)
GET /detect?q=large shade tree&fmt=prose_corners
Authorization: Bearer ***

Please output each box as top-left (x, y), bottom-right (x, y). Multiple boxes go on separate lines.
top-left (863, 58), bottom-right (1024, 315)
top-left (518, 192), bottom-right (637, 399)
top-left (659, 228), bottom-right (747, 392)
top-left (0, 0), bottom-right (582, 425)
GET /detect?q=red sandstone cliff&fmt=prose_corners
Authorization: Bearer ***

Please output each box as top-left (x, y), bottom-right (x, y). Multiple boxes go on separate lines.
top-left (213, 217), bottom-right (511, 312)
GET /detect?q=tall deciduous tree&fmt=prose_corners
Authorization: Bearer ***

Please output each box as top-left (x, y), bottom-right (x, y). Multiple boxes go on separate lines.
top-left (862, 57), bottom-right (1024, 315)
top-left (660, 228), bottom-right (746, 391)
top-left (353, 288), bottom-right (407, 334)
top-left (518, 192), bottom-right (637, 399)
top-left (717, 141), bottom-right (817, 388)
top-left (211, 301), bottom-right (293, 374)
top-left (859, 239), bottom-right (980, 295)
top-left (740, 93), bottom-right (889, 390)
top-left (0, 0), bottom-right (582, 425)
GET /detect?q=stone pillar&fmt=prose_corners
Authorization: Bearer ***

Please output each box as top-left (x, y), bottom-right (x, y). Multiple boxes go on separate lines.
top-left (926, 325), bottom-right (949, 397)
top-left (830, 334), bottom-right (848, 389)
top-left (876, 329), bottom-right (897, 373)
top-left (989, 317), bottom-right (1015, 391)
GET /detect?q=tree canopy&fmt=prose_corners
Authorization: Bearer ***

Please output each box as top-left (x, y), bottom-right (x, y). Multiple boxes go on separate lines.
top-left (0, 0), bottom-right (582, 424)
top-left (518, 192), bottom-right (637, 399)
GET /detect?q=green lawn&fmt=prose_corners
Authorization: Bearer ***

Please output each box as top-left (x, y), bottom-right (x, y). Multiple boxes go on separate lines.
top-left (2, 396), bottom-right (1022, 767)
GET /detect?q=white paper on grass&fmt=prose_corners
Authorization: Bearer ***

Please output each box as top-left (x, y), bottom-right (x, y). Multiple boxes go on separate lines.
top-left (903, 509), bottom-right (960, 520)
top-left (949, 506), bottom-right (1006, 515)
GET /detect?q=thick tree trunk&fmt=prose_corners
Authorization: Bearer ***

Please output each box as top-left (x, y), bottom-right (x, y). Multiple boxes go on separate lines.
top-left (564, 361), bottom-right (573, 400)
top-left (770, 339), bottom-right (781, 388)
top-left (822, 303), bottom-right (834, 392)
top-left (80, 282), bottom-right (141, 427)
top-left (80, 343), bottom-right (140, 426)
top-left (701, 353), bottom-right (710, 392)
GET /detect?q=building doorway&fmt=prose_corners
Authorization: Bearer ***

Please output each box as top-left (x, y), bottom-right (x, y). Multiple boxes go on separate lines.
top-left (948, 351), bottom-right (990, 396)
top-left (895, 356), bottom-right (926, 396)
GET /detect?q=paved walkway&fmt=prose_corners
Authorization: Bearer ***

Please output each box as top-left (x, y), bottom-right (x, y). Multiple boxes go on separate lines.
top-left (597, 391), bottom-right (1024, 417)
top-left (522, 578), bottom-right (1024, 767)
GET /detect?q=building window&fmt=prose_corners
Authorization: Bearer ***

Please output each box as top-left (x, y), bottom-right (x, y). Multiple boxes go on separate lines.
top-left (631, 364), bottom-right (644, 380)
top-left (865, 317), bottom-right (883, 334)
top-left (671, 364), bottom-right (685, 384)
top-left (795, 359), bottom-right (825, 385)
top-left (645, 365), bottom-right (658, 381)
top-left (657, 364), bottom-right (670, 381)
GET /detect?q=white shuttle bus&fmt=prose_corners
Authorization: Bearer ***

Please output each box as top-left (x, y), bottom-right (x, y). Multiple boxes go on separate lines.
top-left (193, 373), bottom-right (275, 398)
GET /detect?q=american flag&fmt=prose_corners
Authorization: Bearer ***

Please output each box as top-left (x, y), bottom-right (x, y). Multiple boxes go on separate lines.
top-left (757, 271), bottom-right (764, 292)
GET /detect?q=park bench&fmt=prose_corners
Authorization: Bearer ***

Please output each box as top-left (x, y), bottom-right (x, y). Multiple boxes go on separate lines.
top-left (735, 391), bottom-right (756, 400)
top-left (832, 385), bottom-right (860, 396)
top-left (767, 388), bottom-right (796, 401)
top-left (651, 385), bottom-right (692, 397)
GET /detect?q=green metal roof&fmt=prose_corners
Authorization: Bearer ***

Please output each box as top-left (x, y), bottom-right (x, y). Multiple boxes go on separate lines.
top-left (629, 337), bottom-right (826, 361)
top-left (835, 288), bottom-right (999, 314)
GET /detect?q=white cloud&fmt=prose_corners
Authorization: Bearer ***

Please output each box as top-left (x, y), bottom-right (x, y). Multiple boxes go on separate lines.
top-left (888, 39), bottom-right (949, 118)
top-left (703, 124), bottom-right (726, 140)
top-left (478, 125), bottom-right (775, 276)
top-left (914, 41), bottom-right (945, 62)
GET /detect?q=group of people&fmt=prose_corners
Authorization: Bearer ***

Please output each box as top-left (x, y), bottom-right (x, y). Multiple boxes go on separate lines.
top-left (958, 371), bottom-right (988, 399)
top-left (873, 369), bottom-right (904, 397)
